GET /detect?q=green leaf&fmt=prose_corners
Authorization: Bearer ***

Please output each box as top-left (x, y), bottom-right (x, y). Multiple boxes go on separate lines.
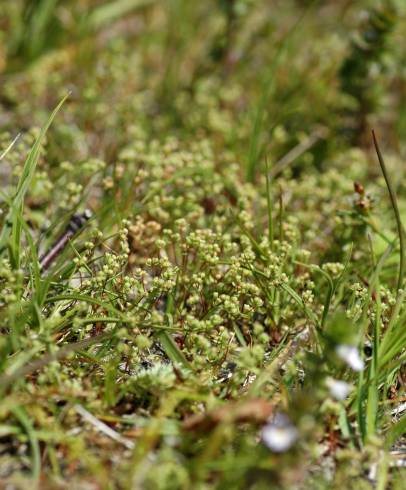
top-left (87, 0), bottom-right (154, 30)
top-left (12, 406), bottom-right (41, 482)
top-left (156, 330), bottom-right (191, 370)
top-left (386, 412), bottom-right (406, 448)
top-left (0, 94), bottom-right (69, 268)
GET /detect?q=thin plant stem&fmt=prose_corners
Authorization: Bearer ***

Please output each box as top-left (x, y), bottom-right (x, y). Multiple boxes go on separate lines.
top-left (372, 130), bottom-right (405, 296)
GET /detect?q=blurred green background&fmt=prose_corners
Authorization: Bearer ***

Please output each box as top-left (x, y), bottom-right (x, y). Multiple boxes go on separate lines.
top-left (1, 0), bottom-right (406, 182)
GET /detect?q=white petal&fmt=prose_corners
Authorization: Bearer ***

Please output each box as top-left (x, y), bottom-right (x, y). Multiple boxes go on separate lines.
top-left (326, 377), bottom-right (352, 400)
top-left (336, 344), bottom-right (364, 371)
top-left (261, 414), bottom-right (298, 453)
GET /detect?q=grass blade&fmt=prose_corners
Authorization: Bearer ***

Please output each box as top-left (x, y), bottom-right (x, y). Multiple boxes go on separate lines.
top-left (0, 94), bottom-right (69, 267)
top-left (0, 133), bottom-right (20, 161)
top-left (87, 0), bottom-right (154, 30)
top-left (12, 406), bottom-right (41, 482)
top-left (386, 412), bottom-right (406, 448)
top-left (372, 130), bottom-right (405, 296)
top-left (265, 157), bottom-right (274, 250)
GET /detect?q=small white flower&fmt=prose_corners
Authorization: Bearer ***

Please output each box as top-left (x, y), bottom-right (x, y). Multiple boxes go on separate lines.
top-left (336, 344), bottom-right (364, 372)
top-left (261, 413), bottom-right (298, 453)
top-left (326, 377), bottom-right (352, 400)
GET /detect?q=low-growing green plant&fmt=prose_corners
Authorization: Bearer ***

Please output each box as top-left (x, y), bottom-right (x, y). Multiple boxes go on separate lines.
top-left (1, 1), bottom-right (406, 489)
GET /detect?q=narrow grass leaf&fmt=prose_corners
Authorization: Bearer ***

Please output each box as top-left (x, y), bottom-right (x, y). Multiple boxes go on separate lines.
top-left (12, 406), bottom-right (41, 482)
top-left (0, 94), bottom-right (69, 267)
top-left (372, 130), bottom-right (405, 296)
